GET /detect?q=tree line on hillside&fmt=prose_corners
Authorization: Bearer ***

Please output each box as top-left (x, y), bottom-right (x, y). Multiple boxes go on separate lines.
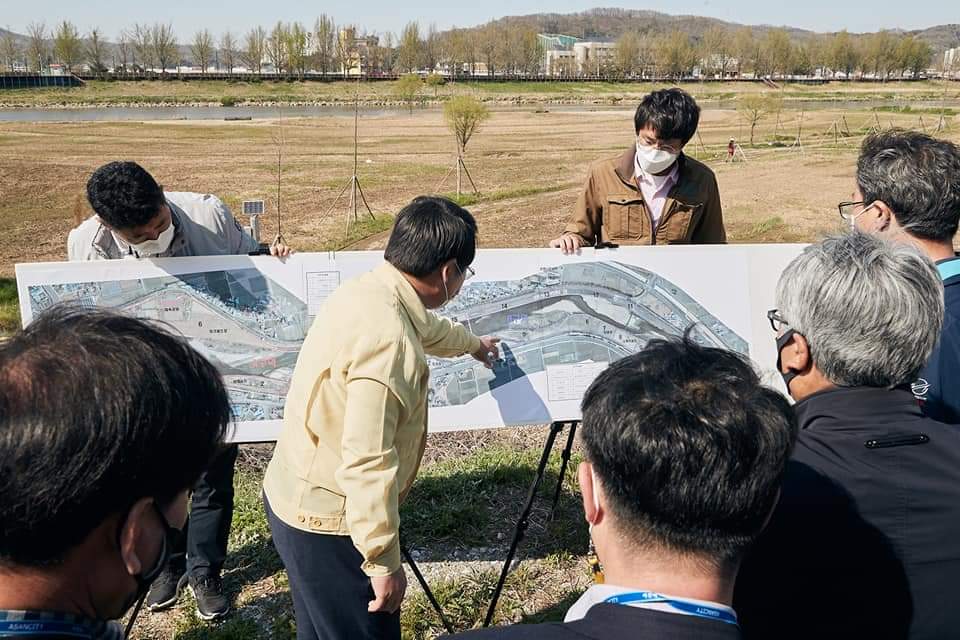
top-left (0, 18), bottom-right (953, 80)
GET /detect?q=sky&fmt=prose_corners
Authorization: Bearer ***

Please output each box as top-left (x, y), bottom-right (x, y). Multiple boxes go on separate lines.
top-left (3, 0), bottom-right (956, 39)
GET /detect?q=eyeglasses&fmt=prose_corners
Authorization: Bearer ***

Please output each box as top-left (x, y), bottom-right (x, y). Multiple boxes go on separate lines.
top-left (767, 309), bottom-right (789, 332)
top-left (458, 264), bottom-right (475, 281)
top-left (636, 136), bottom-right (682, 155)
top-left (838, 201), bottom-right (866, 221)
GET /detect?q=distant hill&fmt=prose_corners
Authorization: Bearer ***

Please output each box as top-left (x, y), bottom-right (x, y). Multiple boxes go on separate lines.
top-left (479, 8), bottom-right (960, 52)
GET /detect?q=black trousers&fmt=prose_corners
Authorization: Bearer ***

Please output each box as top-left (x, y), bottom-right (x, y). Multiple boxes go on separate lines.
top-left (169, 444), bottom-right (238, 576)
top-left (265, 496), bottom-right (401, 640)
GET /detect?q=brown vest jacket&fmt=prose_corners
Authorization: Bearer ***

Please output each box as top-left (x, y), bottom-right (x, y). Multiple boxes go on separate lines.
top-left (564, 148), bottom-right (726, 246)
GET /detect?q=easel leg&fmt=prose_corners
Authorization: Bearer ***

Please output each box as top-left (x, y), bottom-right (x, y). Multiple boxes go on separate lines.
top-left (548, 422), bottom-right (578, 520)
top-left (401, 543), bottom-right (454, 634)
top-left (483, 421), bottom-right (565, 627)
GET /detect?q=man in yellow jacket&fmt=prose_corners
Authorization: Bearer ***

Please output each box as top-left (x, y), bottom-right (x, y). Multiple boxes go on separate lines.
top-left (263, 196), bottom-right (500, 639)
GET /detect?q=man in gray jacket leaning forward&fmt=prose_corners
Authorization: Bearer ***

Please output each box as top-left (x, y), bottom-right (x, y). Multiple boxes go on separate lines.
top-left (67, 160), bottom-right (291, 620)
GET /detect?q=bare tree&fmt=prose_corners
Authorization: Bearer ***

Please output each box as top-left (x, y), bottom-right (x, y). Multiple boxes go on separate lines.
top-left (896, 35), bottom-right (932, 78)
top-left (397, 21), bottom-right (421, 73)
top-left (150, 23), bottom-right (177, 75)
top-left (1, 29), bottom-right (21, 72)
top-left (656, 30), bottom-right (696, 80)
top-left (737, 93), bottom-right (778, 145)
top-left (286, 22), bottom-right (308, 79)
top-left (423, 23), bottom-right (439, 73)
top-left (443, 95), bottom-right (490, 196)
top-left (53, 20), bottom-right (82, 72)
top-left (393, 73), bottom-right (421, 113)
top-left (266, 22), bottom-right (289, 76)
top-left (762, 29), bottom-right (794, 79)
top-left (220, 31), bottom-right (237, 74)
top-left (84, 28), bottom-right (107, 77)
top-left (26, 22), bottom-right (48, 72)
top-left (826, 30), bottom-right (859, 78)
top-left (130, 23), bottom-right (154, 73)
top-left (242, 27), bottom-right (266, 73)
top-left (732, 27), bottom-right (756, 77)
top-left (116, 31), bottom-right (131, 73)
top-left (863, 31), bottom-right (895, 80)
top-left (613, 31), bottom-right (641, 78)
top-left (314, 14), bottom-right (337, 75)
top-left (380, 32), bottom-right (396, 74)
top-left (191, 29), bottom-right (214, 74)
top-left (701, 26), bottom-right (731, 78)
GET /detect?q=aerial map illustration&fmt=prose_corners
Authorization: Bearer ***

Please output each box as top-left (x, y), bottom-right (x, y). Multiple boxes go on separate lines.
top-left (20, 255), bottom-right (749, 432)
top-left (27, 268), bottom-right (310, 423)
top-left (429, 261), bottom-right (747, 408)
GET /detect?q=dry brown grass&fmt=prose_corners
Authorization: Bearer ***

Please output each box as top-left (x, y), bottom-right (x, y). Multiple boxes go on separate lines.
top-left (3, 104), bottom-right (955, 277)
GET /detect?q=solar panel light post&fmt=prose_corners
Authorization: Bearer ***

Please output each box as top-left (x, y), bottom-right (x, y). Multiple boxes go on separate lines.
top-left (242, 200), bottom-right (265, 243)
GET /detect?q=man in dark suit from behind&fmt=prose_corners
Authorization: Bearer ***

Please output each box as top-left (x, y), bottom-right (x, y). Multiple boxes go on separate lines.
top-left (448, 336), bottom-right (798, 639)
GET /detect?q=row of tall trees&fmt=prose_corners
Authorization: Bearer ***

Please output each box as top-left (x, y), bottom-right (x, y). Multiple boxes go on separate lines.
top-left (609, 27), bottom-right (939, 79)
top-left (0, 19), bottom-right (948, 79)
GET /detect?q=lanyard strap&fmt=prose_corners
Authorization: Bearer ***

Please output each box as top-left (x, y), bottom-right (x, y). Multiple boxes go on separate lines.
top-left (604, 591), bottom-right (739, 626)
top-left (937, 258), bottom-right (960, 282)
top-left (0, 619), bottom-right (95, 638)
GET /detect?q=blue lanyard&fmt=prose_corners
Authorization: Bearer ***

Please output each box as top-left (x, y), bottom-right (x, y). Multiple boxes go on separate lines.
top-left (603, 591), bottom-right (739, 626)
top-left (0, 619), bottom-right (95, 638)
top-left (937, 258), bottom-right (960, 282)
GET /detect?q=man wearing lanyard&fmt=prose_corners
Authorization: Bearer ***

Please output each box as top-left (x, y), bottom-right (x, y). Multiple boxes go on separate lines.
top-left (0, 308), bottom-right (230, 640)
top-left (842, 131), bottom-right (960, 423)
top-left (447, 336), bottom-right (797, 639)
top-left (67, 161), bottom-right (293, 620)
top-left (549, 88), bottom-right (726, 253)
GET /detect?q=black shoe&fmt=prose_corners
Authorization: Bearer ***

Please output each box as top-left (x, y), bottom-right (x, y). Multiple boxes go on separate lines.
top-left (145, 566), bottom-right (187, 611)
top-left (188, 572), bottom-right (231, 621)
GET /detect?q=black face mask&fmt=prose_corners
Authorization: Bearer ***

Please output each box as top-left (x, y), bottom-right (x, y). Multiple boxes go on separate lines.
top-left (117, 503), bottom-right (180, 638)
top-left (776, 328), bottom-right (799, 394)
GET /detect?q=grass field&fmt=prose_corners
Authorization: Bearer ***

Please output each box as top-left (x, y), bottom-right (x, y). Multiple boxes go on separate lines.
top-left (2, 81), bottom-right (960, 638)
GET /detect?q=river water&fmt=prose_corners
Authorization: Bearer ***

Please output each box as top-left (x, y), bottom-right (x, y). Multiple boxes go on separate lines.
top-left (0, 99), bottom-right (956, 123)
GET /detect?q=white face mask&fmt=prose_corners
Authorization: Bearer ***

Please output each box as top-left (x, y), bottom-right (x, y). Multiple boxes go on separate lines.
top-left (119, 223), bottom-right (175, 256)
top-left (636, 143), bottom-right (679, 175)
top-left (847, 202), bottom-right (877, 231)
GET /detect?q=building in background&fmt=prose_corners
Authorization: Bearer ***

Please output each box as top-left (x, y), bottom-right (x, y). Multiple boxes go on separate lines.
top-left (945, 47), bottom-right (959, 77)
top-left (539, 33), bottom-right (615, 76)
top-left (573, 41), bottom-right (615, 76)
top-left (339, 26), bottom-right (379, 76)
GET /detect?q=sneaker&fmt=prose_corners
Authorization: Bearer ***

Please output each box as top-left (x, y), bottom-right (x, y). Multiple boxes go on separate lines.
top-left (188, 573), bottom-right (231, 621)
top-left (145, 566), bottom-right (187, 611)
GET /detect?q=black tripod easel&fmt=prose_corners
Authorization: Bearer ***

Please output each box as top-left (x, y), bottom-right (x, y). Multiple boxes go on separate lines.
top-left (401, 542), bottom-right (454, 634)
top-left (483, 420), bottom-right (580, 627)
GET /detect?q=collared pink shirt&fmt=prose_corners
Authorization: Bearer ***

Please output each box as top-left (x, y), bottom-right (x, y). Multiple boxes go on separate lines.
top-left (634, 155), bottom-right (680, 230)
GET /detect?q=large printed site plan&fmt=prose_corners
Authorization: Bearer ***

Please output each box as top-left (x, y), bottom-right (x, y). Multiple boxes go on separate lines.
top-left (27, 268), bottom-right (310, 423)
top-left (18, 249), bottom-right (766, 436)
top-left (430, 261), bottom-right (747, 407)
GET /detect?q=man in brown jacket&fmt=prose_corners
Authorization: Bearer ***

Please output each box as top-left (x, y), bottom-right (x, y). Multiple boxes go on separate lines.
top-left (550, 88), bottom-right (726, 252)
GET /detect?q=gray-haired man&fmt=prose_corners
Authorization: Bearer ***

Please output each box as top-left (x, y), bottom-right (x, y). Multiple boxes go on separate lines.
top-left (734, 232), bottom-right (960, 640)
top-left (841, 131), bottom-right (960, 423)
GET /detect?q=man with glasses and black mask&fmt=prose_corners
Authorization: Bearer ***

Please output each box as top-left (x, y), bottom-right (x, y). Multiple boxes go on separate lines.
top-left (263, 196), bottom-right (500, 640)
top-left (839, 131), bottom-right (960, 423)
top-left (550, 88), bottom-right (726, 253)
top-left (735, 233), bottom-right (960, 640)
top-left (0, 307), bottom-right (231, 640)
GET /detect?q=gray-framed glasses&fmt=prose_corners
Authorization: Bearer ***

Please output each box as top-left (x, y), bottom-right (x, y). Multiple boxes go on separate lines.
top-left (636, 135), bottom-right (682, 155)
top-left (767, 309), bottom-right (789, 332)
top-left (838, 201), bottom-right (866, 221)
